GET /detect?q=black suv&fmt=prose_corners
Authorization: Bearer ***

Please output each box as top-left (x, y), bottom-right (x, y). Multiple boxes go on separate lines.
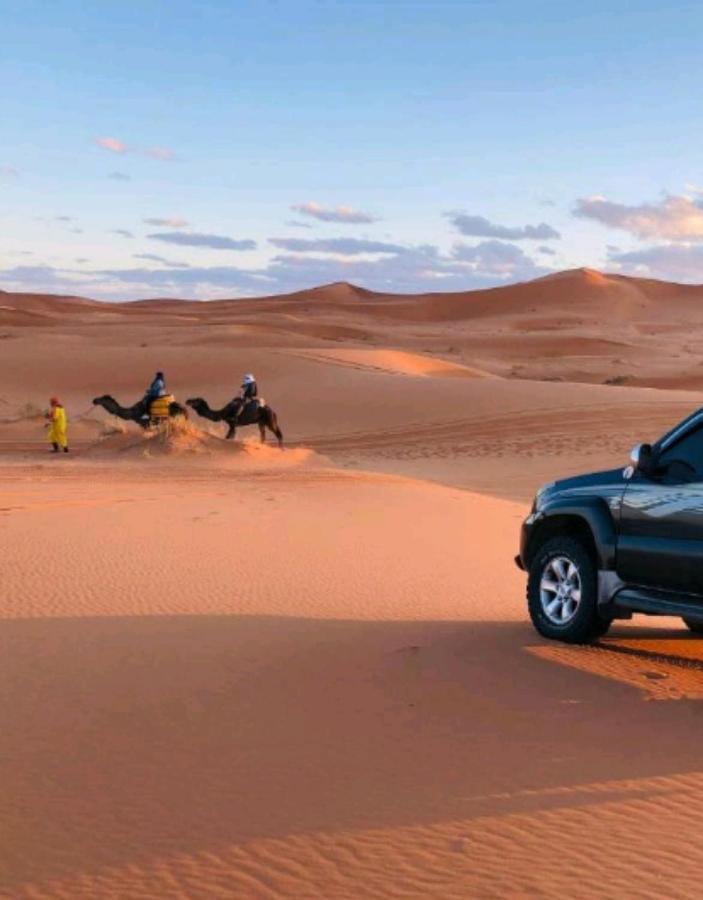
top-left (517, 406), bottom-right (703, 642)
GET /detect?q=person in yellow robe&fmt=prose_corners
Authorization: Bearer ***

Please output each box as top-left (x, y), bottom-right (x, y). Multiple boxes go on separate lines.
top-left (46, 397), bottom-right (68, 453)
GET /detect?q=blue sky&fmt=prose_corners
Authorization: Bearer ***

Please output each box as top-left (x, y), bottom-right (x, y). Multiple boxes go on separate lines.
top-left (2, 0), bottom-right (703, 299)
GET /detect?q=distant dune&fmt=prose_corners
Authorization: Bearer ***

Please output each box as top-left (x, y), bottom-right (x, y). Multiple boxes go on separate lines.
top-left (4, 267), bottom-right (703, 323)
top-left (3, 268), bottom-right (703, 390)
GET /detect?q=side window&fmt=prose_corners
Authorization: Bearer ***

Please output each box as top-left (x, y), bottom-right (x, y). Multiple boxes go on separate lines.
top-left (659, 425), bottom-right (703, 480)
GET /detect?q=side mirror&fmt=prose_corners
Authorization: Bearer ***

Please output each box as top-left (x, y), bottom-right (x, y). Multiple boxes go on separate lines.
top-left (625, 442), bottom-right (653, 479)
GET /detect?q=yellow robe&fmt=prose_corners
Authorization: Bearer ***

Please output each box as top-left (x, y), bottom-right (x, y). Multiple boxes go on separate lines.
top-left (47, 405), bottom-right (68, 448)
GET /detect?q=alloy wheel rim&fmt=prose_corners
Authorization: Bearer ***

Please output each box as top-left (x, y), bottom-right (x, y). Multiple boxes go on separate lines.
top-left (540, 556), bottom-right (582, 625)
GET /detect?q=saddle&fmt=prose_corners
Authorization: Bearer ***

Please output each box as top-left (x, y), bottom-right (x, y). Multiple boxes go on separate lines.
top-left (240, 397), bottom-right (264, 415)
top-left (149, 394), bottom-right (175, 419)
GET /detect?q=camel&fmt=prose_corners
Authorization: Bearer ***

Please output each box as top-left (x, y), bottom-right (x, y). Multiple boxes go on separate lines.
top-left (93, 395), bottom-right (188, 428)
top-left (186, 397), bottom-right (283, 446)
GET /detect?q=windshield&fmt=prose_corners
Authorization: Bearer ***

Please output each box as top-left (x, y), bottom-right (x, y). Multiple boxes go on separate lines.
top-left (654, 406), bottom-right (703, 453)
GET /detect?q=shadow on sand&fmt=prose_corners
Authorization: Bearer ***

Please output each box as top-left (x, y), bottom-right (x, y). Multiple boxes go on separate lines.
top-left (4, 614), bottom-right (703, 891)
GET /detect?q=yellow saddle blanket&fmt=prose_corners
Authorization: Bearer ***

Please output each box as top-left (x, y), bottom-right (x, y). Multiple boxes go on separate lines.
top-left (149, 394), bottom-right (175, 418)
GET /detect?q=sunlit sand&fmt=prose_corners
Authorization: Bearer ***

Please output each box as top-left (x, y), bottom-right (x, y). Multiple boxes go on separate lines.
top-left (4, 271), bottom-right (703, 896)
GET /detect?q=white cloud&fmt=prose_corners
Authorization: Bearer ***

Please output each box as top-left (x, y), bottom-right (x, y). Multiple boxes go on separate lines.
top-left (269, 237), bottom-right (404, 255)
top-left (133, 253), bottom-right (191, 269)
top-left (575, 194), bottom-right (703, 241)
top-left (143, 217), bottom-right (189, 228)
top-left (451, 240), bottom-right (544, 276)
top-left (95, 137), bottom-right (175, 161)
top-left (608, 244), bottom-right (703, 282)
top-left (291, 202), bottom-right (379, 224)
top-left (0, 236), bottom-right (551, 300)
top-left (0, 265), bottom-right (97, 294)
top-left (145, 146), bottom-right (175, 161)
top-left (148, 232), bottom-right (256, 251)
top-left (447, 212), bottom-right (560, 241)
top-left (96, 136), bottom-right (128, 154)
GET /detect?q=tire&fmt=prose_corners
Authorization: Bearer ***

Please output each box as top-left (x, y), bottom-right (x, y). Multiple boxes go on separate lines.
top-left (527, 536), bottom-right (605, 643)
top-left (683, 617), bottom-right (703, 634)
top-left (592, 616), bottom-right (613, 638)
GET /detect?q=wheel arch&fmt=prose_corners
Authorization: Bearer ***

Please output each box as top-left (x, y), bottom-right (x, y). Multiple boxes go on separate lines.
top-left (525, 500), bottom-right (617, 571)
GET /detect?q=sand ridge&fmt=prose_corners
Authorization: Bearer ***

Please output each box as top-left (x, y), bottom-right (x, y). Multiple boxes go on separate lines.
top-left (287, 348), bottom-right (492, 378)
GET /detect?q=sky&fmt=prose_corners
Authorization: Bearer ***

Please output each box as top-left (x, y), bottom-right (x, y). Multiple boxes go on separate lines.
top-left (2, 0), bottom-right (703, 300)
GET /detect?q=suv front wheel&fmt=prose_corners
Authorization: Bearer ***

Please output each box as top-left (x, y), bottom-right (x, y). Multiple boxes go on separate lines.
top-left (527, 536), bottom-right (610, 643)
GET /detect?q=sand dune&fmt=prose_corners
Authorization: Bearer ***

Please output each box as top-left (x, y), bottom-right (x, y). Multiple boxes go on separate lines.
top-left (4, 471), bottom-right (703, 897)
top-left (4, 268), bottom-right (703, 389)
top-left (4, 269), bottom-right (703, 897)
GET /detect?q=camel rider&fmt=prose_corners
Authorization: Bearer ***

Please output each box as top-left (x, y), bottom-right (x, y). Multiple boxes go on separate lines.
top-left (144, 371), bottom-right (166, 413)
top-left (46, 397), bottom-right (68, 453)
top-left (236, 373), bottom-right (258, 420)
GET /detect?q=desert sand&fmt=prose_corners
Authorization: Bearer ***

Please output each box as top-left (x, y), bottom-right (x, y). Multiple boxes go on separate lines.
top-left (4, 268), bottom-right (703, 898)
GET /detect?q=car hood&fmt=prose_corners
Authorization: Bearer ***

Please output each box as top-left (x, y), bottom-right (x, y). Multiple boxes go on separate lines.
top-left (536, 467), bottom-right (627, 506)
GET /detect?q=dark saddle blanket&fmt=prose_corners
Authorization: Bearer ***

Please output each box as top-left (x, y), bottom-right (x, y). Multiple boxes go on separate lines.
top-left (238, 398), bottom-right (263, 419)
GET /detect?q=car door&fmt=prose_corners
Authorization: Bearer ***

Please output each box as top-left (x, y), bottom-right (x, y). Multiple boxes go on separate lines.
top-left (617, 422), bottom-right (703, 595)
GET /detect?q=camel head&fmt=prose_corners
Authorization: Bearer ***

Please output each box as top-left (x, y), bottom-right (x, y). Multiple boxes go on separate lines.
top-left (186, 398), bottom-right (206, 410)
top-left (93, 395), bottom-right (112, 405)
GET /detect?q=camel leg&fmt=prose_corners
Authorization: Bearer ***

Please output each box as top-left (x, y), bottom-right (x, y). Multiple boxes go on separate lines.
top-left (259, 422), bottom-right (266, 443)
top-left (225, 422), bottom-right (236, 440)
top-left (268, 413), bottom-right (284, 448)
